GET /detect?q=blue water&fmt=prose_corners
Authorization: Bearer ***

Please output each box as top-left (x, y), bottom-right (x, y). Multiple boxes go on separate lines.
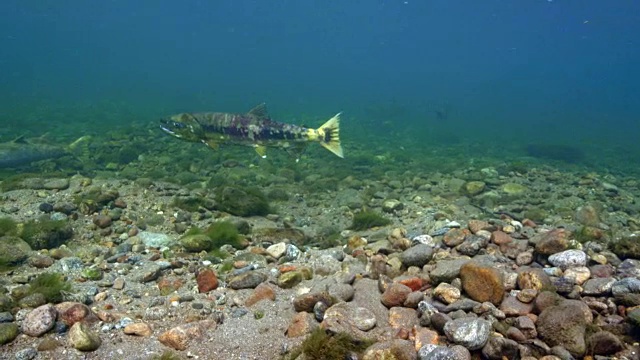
top-left (1, 1), bottom-right (639, 168)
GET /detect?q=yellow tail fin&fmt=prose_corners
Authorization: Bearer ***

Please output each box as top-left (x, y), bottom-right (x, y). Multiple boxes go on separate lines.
top-left (317, 113), bottom-right (344, 158)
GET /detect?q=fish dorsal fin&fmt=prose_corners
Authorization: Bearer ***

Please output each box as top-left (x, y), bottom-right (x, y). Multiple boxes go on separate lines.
top-left (247, 103), bottom-right (269, 119)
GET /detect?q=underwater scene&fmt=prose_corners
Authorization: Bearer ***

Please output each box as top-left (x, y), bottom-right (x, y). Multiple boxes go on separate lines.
top-left (1, 1), bottom-right (639, 359)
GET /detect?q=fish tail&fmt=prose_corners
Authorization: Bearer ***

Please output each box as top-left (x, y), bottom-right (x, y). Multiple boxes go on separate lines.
top-left (316, 113), bottom-right (344, 158)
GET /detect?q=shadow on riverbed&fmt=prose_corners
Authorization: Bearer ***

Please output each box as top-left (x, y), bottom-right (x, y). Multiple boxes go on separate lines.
top-left (525, 143), bottom-right (586, 164)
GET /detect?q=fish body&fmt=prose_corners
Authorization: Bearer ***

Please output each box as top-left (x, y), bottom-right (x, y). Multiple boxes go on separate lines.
top-left (0, 137), bottom-right (66, 168)
top-left (160, 104), bottom-right (343, 159)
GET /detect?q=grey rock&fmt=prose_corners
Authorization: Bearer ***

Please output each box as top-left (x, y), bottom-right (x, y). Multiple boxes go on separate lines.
top-left (138, 231), bottom-right (175, 248)
top-left (418, 344), bottom-right (457, 360)
top-left (21, 304), bottom-right (57, 337)
top-left (138, 263), bottom-right (162, 283)
top-left (0, 312), bottom-right (14, 323)
top-left (15, 347), bottom-right (37, 360)
top-left (548, 249), bottom-right (587, 270)
top-left (456, 235), bottom-right (488, 256)
top-left (612, 277), bottom-right (640, 296)
top-left (617, 259), bottom-right (640, 278)
top-left (227, 271), bottom-right (267, 290)
top-left (481, 337), bottom-right (519, 360)
top-left (401, 244), bottom-right (434, 268)
top-left (43, 178), bottom-right (70, 190)
top-left (443, 317), bottom-right (491, 350)
top-left (582, 277), bottom-right (616, 296)
top-left (430, 259), bottom-right (470, 284)
top-left (322, 302), bottom-right (377, 340)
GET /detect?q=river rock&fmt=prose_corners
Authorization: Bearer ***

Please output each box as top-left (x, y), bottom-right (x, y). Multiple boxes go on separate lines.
top-left (548, 249), bottom-right (587, 270)
top-left (459, 261), bottom-right (504, 305)
top-left (68, 322), bottom-right (102, 351)
top-left (21, 304), bottom-right (57, 337)
top-left (443, 317), bottom-right (491, 350)
top-left (537, 302), bottom-right (588, 357)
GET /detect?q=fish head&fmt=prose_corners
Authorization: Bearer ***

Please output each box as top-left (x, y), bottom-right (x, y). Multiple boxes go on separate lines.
top-left (160, 113), bottom-right (204, 142)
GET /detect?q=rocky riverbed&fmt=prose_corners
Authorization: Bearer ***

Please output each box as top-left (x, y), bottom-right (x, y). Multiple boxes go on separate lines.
top-left (1, 160), bottom-right (640, 360)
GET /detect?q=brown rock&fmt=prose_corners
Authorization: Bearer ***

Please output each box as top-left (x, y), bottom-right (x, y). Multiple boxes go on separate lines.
top-left (158, 320), bottom-right (216, 351)
top-left (286, 312), bottom-right (317, 338)
top-left (245, 282), bottom-right (276, 306)
top-left (412, 328), bottom-right (439, 351)
top-left (468, 220), bottom-right (494, 234)
top-left (534, 291), bottom-right (564, 314)
top-left (58, 303), bottom-right (97, 327)
top-left (123, 322), bottom-right (153, 337)
top-left (196, 269), bottom-right (218, 293)
top-left (381, 283), bottom-right (412, 308)
top-left (92, 214), bottom-right (112, 229)
top-left (534, 229), bottom-right (570, 255)
top-left (388, 307), bottom-right (419, 330)
top-left (459, 262), bottom-right (505, 305)
top-left (491, 231), bottom-right (513, 245)
top-left (537, 302), bottom-right (588, 357)
top-left (443, 228), bottom-right (467, 247)
top-left (293, 292), bottom-right (334, 312)
top-left (157, 276), bottom-right (184, 296)
top-left (587, 330), bottom-right (624, 355)
top-left (500, 295), bottom-right (534, 316)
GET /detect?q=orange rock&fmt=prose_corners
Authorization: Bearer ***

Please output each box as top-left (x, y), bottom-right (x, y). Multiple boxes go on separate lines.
top-left (158, 320), bottom-right (216, 350)
top-left (278, 265), bottom-right (297, 273)
top-left (245, 282), bottom-right (276, 306)
top-left (491, 230), bottom-right (513, 245)
top-left (124, 322), bottom-right (152, 337)
top-left (398, 277), bottom-right (423, 292)
top-left (286, 312), bottom-right (317, 338)
top-left (196, 269), bottom-right (218, 293)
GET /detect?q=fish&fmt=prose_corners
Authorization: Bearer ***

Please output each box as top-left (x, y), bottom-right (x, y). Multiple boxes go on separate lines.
top-left (0, 135), bottom-right (90, 168)
top-left (160, 103), bottom-right (343, 160)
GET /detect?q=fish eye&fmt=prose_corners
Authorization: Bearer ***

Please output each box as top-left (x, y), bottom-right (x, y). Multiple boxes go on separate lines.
top-left (173, 122), bottom-right (186, 129)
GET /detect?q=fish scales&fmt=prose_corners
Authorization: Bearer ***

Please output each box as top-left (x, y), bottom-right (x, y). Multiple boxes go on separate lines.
top-left (196, 113), bottom-right (309, 142)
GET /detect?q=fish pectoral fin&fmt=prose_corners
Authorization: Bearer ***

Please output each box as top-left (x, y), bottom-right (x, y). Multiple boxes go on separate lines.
top-left (203, 140), bottom-right (219, 149)
top-left (254, 145), bottom-right (268, 158)
top-left (285, 143), bottom-right (307, 161)
top-left (247, 103), bottom-right (269, 119)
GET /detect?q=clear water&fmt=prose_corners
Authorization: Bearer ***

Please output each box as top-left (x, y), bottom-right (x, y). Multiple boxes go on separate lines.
top-left (1, 1), bottom-right (638, 174)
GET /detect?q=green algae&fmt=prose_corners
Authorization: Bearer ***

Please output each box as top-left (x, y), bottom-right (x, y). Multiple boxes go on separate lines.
top-left (284, 328), bottom-right (374, 360)
top-left (26, 272), bottom-right (72, 304)
top-left (609, 235), bottom-right (640, 260)
top-left (0, 217), bottom-right (18, 237)
top-left (149, 350), bottom-right (183, 360)
top-left (349, 209), bottom-right (392, 231)
top-left (180, 221), bottom-right (242, 253)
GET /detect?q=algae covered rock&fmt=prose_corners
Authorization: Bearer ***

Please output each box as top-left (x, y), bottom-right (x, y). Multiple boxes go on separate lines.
top-left (0, 323), bottom-right (19, 345)
top-left (464, 181), bottom-right (486, 196)
top-left (19, 218), bottom-right (73, 250)
top-left (214, 185), bottom-right (270, 216)
top-left (501, 183), bottom-right (528, 196)
top-left (0, 236), bottom-right (32, 270)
